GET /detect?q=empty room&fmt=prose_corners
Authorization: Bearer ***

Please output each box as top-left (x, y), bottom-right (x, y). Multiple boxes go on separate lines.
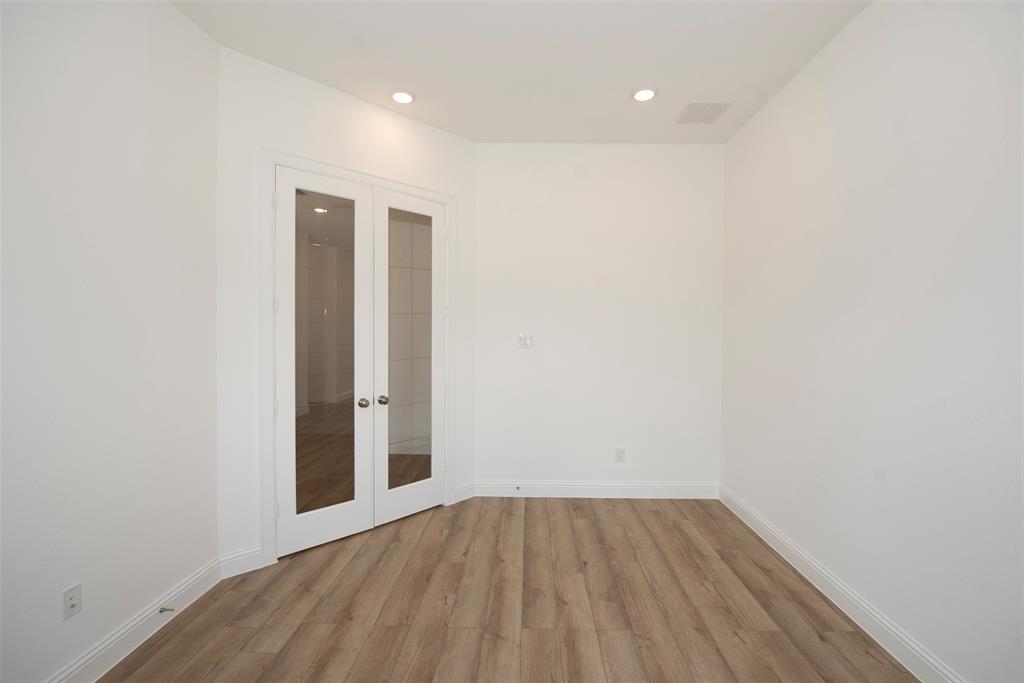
top-left (1, 1), bottom-right (1022, 682)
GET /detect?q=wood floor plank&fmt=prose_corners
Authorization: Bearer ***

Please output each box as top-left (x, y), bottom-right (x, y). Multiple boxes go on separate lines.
top-left (343, 623), bottom-right (409, 682)
top-left (241, 621), bottom-right (300, 655)
top-left (748, 631), bottom-right (827, 683)
top-left (300, 512), bottom-right (434, 681)
top-left (230, 542), bottom-right (334, 629)
top-left (377, 504), bottom-right (458, 626)
top-left (450, 497), bottom-right (504, 628)
top-left (210, 652), bottom-right (274, 683)
top-left (718, 550), bottom-right (866, 682)
top-left (122, 590), bottom-right (256, 683)
top-left (547, 498), bottom-right (584, 574)
top-left (521, 628), bottom-right (564, 683)
top-left (433, 628), bottom-right (485, 683)
top-left (100, 589), bottom-right (231, 682)
top-left (590, 499), bottom-right (638, 564)
top-left (573, 511), bottom-right (631, 630)
top-left (822, 632), bottom-right (917, 683)
top-left (305, 521), bottom-right (404, 624)
top-left (477, 498), bottom-right (526, 682)
top-left (439, 495), bottom-right (483, 563)
top-left (698, 606), bottom-right (782, 683)
top-left (100, 498), bottom-right (917, 683)
top-left (598, 630), bottom-right (649, 683)
top-left (674, 500), bottom-right (736, 553)
top-left (630, 506), bottom-right (739, 682)
top-left (167, 626), bottom-right (256, 682)
top-left (523, 498), bottom-right (557, 629)
top-left (612, 561), bottom-right (697, 683)
top-left (550, 553), bottom-right (606, 682)
top-left (636, 506), bottom-right (727, 608)
top-left (388, 560), bottom-right (467, 680)
top-left (255, 622), bottom-right (336, 682)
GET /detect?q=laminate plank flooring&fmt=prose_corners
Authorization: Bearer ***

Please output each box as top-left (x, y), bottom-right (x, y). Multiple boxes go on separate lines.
top-left (100, 499), bottom-right (917, 682)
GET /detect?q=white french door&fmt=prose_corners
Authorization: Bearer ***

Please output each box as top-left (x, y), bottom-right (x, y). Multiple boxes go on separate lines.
top-left (274, 166), bottom-right (445, 556)
top-left (372, 189), bottom-right (446, 526)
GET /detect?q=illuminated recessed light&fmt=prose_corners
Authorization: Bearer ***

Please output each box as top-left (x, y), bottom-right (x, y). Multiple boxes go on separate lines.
top-left (313, 207), bottom-right (327, 214)
top-left (392, 91), bottom-right (415, 105)
top-left (632, 88), bottom-right (657, 102)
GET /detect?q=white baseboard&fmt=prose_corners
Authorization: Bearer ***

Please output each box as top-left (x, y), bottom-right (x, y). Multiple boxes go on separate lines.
top-left (45, 545), bottom-right (273, 683)
top-left (45, 558), bottom-right (222, 683)
top-left (451, 483), bottom-right (476, 503)
top-left (473, 479), bottom-right (718, 499)
top-left (218, 545), bottom-right (267, 579)
top-left (719, 487), bottom-right (964, 683)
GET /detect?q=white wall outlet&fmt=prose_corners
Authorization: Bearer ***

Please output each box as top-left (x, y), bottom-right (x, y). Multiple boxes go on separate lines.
top-left (615, 448), bottom-right (626, 463)
top-left (518, 333), bottom-right (534, 349)
top-left (63, 582), bottom-right (82, 620)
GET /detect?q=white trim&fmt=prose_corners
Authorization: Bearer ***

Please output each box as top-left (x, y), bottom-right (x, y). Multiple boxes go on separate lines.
top-left (452, 483), bottom-right (476, 503)
top-left (218, 546), bottom-right (267, 579)
top-left (45, 547), bottom-right (273, 683)
top-left (44, 558), bottom-right (221, 683)
top-left (719, 487), bottom-right (965, 683)
top-left (473, 480), bottom-right (718, 499)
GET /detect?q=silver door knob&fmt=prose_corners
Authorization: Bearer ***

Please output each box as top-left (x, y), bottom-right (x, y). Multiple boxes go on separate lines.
top-left (357, 398), bottom-right (370, 408)
top-left (377, 395), bottom-right (390, 405)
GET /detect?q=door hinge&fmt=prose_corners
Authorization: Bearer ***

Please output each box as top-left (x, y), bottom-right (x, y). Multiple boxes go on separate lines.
top-left (275, 500), bottom-right (280, 518)
top-left (273, 296), bottom-right (279, 314)
top-left (274, 399), bottom-right (279, 416)
top-left (272, 192), bottom-right (279, 209)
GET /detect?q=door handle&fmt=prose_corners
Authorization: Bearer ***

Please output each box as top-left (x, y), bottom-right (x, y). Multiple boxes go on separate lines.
top-left (357, 398), bottom-right (370, 408)
top-left (377, 395), bottom-right (390, 406)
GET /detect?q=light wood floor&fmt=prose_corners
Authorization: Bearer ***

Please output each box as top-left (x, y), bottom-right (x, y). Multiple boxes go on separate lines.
top-left (100, 498), bottom-right (916, 682)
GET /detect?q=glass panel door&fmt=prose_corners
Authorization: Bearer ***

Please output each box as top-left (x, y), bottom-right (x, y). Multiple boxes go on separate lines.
top-left (373, 190), bottom-right (445, 525)
top-left (387, 208), bottom-right (433, 489)
top-left (276, 167), bottom-right (374, 556)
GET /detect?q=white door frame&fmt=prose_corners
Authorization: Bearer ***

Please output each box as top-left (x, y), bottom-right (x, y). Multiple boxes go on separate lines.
top-left (257, 149), bottom-right (457, 567)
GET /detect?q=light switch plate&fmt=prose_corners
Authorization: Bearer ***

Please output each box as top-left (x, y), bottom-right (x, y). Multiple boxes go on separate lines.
top-left (518, 333), bottom-right (534, 349)
top-left (63, 583), bottom-right (82, 620)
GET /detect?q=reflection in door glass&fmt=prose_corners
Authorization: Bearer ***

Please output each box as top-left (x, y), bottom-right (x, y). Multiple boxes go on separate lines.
top-left (388, 209), bottom-right (432, 489)
top-left (295, 189), bottom-right (356, 513)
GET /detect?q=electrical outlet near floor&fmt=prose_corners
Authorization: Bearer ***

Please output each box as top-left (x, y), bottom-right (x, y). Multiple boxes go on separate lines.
top-left (63, 582), bottom-right (82, 620)
top-left (615, 447), bottom-right (626, 463)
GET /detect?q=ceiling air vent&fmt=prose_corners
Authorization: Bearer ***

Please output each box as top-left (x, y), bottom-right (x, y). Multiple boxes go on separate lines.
top-left (677, 102), bottom-right (731, 124)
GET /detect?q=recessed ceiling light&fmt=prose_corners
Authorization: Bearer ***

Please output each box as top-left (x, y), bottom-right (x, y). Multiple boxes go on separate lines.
top-left (392, 91), bottom-right (415, 105)
top-left (313, 207), bottom-right (327, 214)
top-left (632, 88), bottom-right (657, 103)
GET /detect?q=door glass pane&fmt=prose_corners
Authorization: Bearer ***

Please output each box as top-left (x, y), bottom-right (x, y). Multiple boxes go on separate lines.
top-left (388, 208), bottom-right (432, 489)
top-left (295, 189), bottom-right (355, 513)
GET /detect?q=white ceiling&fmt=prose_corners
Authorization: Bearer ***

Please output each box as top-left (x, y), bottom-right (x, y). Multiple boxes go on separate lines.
top-left (177, 1), bottom-right (866, 143)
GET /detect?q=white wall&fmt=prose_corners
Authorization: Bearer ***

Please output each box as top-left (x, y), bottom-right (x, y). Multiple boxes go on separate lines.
top-left (722, 3), bottom-right (1023, 681)
top-left (473, 145), bottom-right (722, 493)
top-left (1, 3), bottom-right (220, 681)
top-left (216, 50), bottom-right (477, 561)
